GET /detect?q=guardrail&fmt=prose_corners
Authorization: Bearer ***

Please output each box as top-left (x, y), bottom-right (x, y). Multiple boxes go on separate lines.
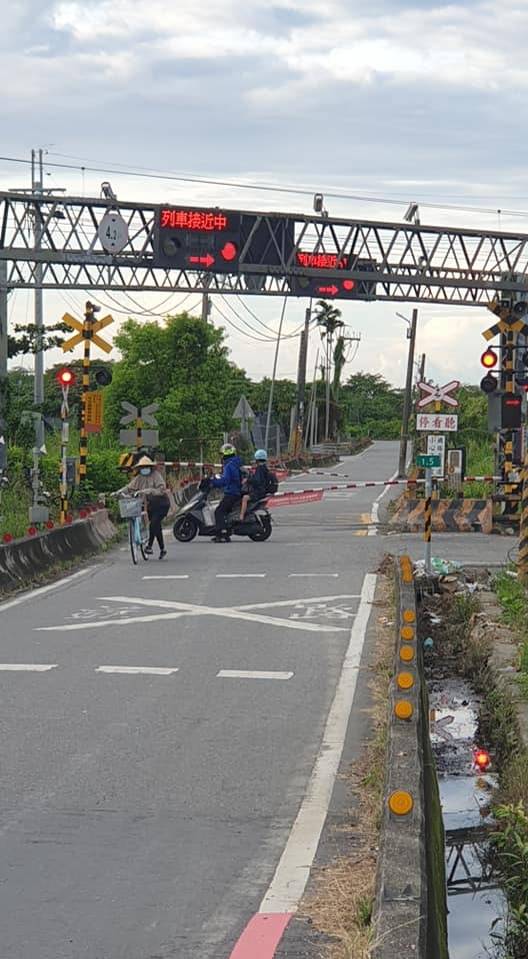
top-left (372, 555), bottom-right (448, 959)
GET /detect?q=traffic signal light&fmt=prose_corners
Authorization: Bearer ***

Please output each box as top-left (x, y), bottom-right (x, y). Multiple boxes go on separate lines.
top-left (94, 368), bottom-right (112, 387)
top-left (291, 259), bottom-right (377, 300)
top-left (480, 373), bottom-right (498, 394)
top-left (55, 368), bottom-right (76, 387)
top-left (481, 348), bottom-right (498, 369)
top-left (154, 206), bottom-right (242, 273)
top-left (480, 347), bottom-right (498, 393)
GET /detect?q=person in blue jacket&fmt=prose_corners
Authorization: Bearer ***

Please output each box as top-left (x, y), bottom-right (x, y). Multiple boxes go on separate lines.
top-left (211, 443), bottom-right (243, 542)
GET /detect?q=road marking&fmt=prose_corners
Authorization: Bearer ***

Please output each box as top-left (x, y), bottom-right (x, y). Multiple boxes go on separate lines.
top-left (96, 665), bottom-right (179, 675)
top-left (36, 595), bottom-right (347, 634)
top-left (0, 663), bottom-right (58, 671)
top-left (238, 593), bottom-right (360, 611)
top-left (288, 573), bottom-right (339, 578)
top-left (142, 575), bottom-right (189, 580)
top-left (0, 566), bottom-right (96, 614)
top-left (216, 573), bottom-right (267, 578)
top-left (369, 468), bottom-right (398, 535)
top-left (259, 571), bottom-right (377, 913)
top-left (217, 670), bottom-right (293, 680)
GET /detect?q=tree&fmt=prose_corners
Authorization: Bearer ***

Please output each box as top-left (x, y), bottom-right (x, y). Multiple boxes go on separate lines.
top-left (341, 372), bottom-right (404, 439)
top-left (103, 312), bottom-right (250, 460)
top-left (247, 378), bottom-right (296, 434)
top-left (314, 300), bottom-right (345, 439)
top-left (8, 322), bottom-right (68, 359)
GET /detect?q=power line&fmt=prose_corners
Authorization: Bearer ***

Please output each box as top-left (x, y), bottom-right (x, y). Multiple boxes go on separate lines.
top-left (213, 301), bottom-right (277, 343)
top-left (2, 152), bottom-right (528, 220)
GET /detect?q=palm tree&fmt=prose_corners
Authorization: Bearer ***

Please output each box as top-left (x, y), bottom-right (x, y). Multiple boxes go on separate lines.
top-left (314, 301), bottom-right (344, 439)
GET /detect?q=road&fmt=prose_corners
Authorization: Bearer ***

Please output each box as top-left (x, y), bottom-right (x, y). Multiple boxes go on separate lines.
top-left (0, 441), bottom-right (512, 959)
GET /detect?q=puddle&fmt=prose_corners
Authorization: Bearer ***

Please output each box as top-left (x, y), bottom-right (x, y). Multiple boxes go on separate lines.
top-left (429, 678), bottom-right (506, 958)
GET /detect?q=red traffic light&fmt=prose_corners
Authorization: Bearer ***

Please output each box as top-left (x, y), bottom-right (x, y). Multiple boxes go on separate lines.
top-left (343, 279), bottom-right (355, 291)
top-left (56, 368), bottom-right (76, 387)
top-left (481, 348), bottom-right (498, 369)
top-left (473, 747), bottom-right (491, 771)
top-left (220, 241), bottom-right (238, 262)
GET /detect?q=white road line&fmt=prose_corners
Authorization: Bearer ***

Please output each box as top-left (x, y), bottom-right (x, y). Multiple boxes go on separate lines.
top-left (0, 566), bottom-right (96, 613)
top-left (142, 575), bottom-right (189, 580)
top-left (288, 573), bottom-right (339, 578)
top-left (0, 663), bottom-right (58, 672)
top-left (369, 469), bottom-right (398, 535)
top-left (259, 571), bottom-right (377, 914)
top-left (96, 665), bottom-right (179, 675)
top-left (238, 593), bottom-right (360, 611)
top-left (36, 595), bottom-right (347, 634)
top-left (217, 670), bottom-right (293, 680)
top-left (216, 573), bottom-right (267, 579)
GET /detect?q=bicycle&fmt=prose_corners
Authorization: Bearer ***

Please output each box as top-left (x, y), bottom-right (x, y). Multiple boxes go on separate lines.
top-left (116, 491), bottom-right (150, 565)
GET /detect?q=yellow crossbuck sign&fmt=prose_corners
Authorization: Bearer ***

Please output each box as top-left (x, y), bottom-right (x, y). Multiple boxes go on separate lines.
top-left (62, 313), bottom-right (113, 354)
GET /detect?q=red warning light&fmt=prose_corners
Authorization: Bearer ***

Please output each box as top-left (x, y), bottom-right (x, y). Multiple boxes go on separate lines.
top-left (343, 279), bottom-right (355, 291)
top-left (220, 241), bottom-right (238, 262)
top-left (56, 368), bottom-right (76, 387)
top-left (481, 348), bottom-right (498, 369)
top-left (474, 747), bottom-right (491, 771)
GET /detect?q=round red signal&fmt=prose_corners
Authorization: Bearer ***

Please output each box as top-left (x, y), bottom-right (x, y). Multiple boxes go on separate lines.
top-left (481, 348), bottom-right (498, 369)
top-left (56, 368), bottom-right (76, 387)
top-left (474, 747), bottom-right (491, 771)
top-left (342, 279), bottom-right (355, 291)
top-left (220, 242), bottom-right (238, 262)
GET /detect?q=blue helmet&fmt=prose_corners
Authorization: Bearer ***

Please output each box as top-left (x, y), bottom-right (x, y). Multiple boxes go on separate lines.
top-left (254, 449), bottom-right (268, 461)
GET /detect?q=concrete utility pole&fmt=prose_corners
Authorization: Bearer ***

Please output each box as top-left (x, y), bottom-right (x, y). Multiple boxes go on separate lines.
top-left (264, 297), bottom-right (288, 452)
top-left (0, 260), bottom-right (7, 475)
top-left (398, 308), bottom-right (418, 478)
top-left (201, 290), bottom-right (211, 324)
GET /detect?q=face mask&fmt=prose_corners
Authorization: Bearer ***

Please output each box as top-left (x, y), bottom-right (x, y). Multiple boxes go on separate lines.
top-left (140, 467), bottom-right (151, 476)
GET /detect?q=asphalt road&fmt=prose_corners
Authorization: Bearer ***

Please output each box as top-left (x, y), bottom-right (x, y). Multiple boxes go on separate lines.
top-left (0, 441), bottom-right (513, 959)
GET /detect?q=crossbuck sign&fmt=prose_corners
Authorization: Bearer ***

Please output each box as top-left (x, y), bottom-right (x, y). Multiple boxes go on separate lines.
top-left (417, 380), bottom-right (460, 409)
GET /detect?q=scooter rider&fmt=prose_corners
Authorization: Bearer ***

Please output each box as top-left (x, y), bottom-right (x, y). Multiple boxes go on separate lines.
top-left (211, 443), bottom-right (243, 542)
top-left (240, 449), bottom-right (269, 521)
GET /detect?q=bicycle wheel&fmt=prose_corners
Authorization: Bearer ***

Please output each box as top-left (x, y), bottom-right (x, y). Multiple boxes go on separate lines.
top-left (139, 512), bottom-right (150, 561)
top-left (129, 519), bottom-right (139, 565)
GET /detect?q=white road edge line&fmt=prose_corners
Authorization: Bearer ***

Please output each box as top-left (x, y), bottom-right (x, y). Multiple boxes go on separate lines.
top-left (0, 664), bottom-right (58, 671)
top-left (369, 469), bottom-right (399, 536)
top-left (96, 666), bottom-right (179, 675)
top-left (0, 566), bottom-right (96, 613)
top-left (217, 670), bottom-right (293, 680)
top-left (259, 571), bottom-right (377, 914)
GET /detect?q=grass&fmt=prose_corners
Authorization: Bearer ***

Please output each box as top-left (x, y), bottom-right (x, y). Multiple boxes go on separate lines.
top-left (493, 569), bottom-right (528, 701)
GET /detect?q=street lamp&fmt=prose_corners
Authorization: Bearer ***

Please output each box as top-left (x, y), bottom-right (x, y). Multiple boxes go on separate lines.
top-left (396, 311), bottom-right (412, 339)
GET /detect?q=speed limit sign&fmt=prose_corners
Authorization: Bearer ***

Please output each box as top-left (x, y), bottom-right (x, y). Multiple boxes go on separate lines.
top-left (98, 211), bottom-right (129, 254)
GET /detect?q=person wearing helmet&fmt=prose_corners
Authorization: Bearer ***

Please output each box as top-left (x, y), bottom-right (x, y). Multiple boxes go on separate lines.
top-left (239, 449), bottom-right (269, 521)
top-left (121, 455), bottom-right (170, 558)
top-left (210, 443), bottom-right (243, 542)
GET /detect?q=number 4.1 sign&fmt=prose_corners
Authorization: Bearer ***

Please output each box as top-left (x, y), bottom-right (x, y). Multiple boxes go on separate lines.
top-left (427, 434), bottom-right (446, 478)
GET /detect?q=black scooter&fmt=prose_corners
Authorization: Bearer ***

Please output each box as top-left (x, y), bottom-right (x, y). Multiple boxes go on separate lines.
top-left (172, 478), bottom-right (272, 543)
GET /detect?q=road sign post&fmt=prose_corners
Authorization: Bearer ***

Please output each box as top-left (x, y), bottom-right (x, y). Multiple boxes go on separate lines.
top-left (424, 467), bottom-right (433, 574)
top-left (119, 402), bottom-right (159, 451)
top-left (62, 303), bottom-right (113, 480)
top-left (232, 395), bottom-right (255, 441)
top-left (56, 369), bottom-right (76, 524)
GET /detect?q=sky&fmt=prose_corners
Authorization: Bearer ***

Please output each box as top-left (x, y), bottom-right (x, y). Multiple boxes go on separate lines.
top-left (3, 0), bottom-right (528, 390)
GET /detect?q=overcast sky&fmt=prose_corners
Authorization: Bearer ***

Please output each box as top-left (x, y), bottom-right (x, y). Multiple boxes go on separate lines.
top-left (3, 0), bottom-right (528, 389)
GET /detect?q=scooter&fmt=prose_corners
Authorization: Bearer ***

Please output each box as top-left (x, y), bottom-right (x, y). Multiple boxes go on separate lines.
top-left (172, 479), bottom-right (272, 543)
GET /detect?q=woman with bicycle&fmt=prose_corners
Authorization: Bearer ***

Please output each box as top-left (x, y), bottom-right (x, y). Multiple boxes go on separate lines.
top-left (121, 455), bottom-right (170, 559)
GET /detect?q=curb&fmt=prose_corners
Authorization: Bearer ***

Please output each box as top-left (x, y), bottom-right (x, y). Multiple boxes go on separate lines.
top-left (0, 509), bottom-right (116, 593)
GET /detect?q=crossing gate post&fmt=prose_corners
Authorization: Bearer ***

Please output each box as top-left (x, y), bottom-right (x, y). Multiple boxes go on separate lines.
top-left (424, 467), bottom-right (432, 573)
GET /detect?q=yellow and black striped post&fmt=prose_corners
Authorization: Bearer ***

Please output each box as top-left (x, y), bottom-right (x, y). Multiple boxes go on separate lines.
top-left (79, 302), bottom-right (95, 479)
top-left (519, 453), bottom-right (528, 585)
top-left (60, 385), bottom-right (69, 524)
top-left (502, 328), bottom-right (515, 496)
top-left (424, 467), bottom-right (432, 573)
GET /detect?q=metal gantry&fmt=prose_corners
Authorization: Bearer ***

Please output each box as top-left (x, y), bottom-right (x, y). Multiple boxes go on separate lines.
top-left (2, 190), bottom-right (528, 303)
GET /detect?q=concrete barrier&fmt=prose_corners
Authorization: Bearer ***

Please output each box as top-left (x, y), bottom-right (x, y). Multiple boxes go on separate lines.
top-left (0, 509), bottom-right (116, 594)
top-left (372, 555), bottom-right (448, 959)
top-left (390, 497), bottom-right (493, 533)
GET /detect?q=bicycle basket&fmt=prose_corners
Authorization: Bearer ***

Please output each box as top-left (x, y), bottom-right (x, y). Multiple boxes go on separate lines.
top-left (118, 497), bottom-right (142, 519)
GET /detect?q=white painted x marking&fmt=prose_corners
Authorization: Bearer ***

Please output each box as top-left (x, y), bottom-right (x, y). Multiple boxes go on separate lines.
top-left (35, 594), bottom-right (359, 634)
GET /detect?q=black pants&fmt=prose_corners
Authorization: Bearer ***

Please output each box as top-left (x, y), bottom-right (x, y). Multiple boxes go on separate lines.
top-left (148, 500), bottom-right (169, 550)
top-left (215, 494), bottom-right (240, 535)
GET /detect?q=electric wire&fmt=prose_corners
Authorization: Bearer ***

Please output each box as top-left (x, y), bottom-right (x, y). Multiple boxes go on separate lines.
top-left (218, 294), bottom-right (296, 341)
top-left (2, 153), bottom-right (528, 220)
top-left (213, 300), bottom-right (275, 343)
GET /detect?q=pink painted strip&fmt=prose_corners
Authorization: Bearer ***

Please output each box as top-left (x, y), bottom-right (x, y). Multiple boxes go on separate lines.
top-left (229, 913), bottom-right (293, 959)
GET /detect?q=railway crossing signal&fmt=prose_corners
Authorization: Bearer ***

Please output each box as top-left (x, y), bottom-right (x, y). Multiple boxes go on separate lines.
top-left (119, 401), bottom-right (159, 449)
top-left (61, 302), bottom-right (114, 478)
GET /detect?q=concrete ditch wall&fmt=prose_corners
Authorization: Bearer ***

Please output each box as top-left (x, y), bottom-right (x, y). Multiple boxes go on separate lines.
top-left (372, 555), bottom-right (448, 959)
top-left (0, 509), bottom-right (116, 594)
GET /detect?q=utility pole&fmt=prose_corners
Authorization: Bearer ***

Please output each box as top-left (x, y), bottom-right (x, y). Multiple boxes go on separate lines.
top-left (290, 302), bottom-right (311, 454)
top-left (264, 297), bottom-right (288, 451)
top-left (398, 308), bottom-right (418, 478)
top-left (201, 289), bottom-right (211, 323)
top-left (0, 260), bottom-right (7, 479)
top-left (32, 148), bottom-right (45, 452)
